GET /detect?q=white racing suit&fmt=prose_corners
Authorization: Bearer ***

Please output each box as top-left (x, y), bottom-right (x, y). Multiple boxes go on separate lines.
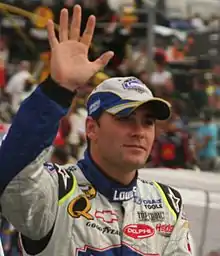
top-left (0, 77), bottom-right (194, 256)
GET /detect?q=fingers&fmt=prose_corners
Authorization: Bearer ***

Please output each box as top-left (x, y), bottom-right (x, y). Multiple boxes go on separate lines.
top-left (47, 19), bottom-right (59, 49)
top-left (93, 51), bottom-right (114, 70)
top-left (59, 9), bottom-right (69, 42)
top-left (51, 5), bottom-right (96, 49)
top-left (80, 15), bottom-right (96, 48)
top-left (70, 5), bottom-right (82, 40)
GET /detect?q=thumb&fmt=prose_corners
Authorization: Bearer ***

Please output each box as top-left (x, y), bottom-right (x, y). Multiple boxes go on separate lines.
top-left (93, 51), bottom-right (114, 71)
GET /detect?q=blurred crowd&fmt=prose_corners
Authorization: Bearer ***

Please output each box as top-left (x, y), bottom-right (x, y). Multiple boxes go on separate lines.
top-left (170, 13), bottom-right (220, 32)
top-left (0, 0), bottom-right (220, 255)
top-left (1, 42), bottom-right (220, 173)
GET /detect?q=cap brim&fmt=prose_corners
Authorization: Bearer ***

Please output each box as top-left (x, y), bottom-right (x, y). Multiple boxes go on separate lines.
top-left (106, 98), bottom-right (171, 121)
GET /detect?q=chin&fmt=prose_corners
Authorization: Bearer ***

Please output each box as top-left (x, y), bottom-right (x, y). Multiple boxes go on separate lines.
top-left (120, 148), bottom-right (149, 168)
top-left (124, 156), bottom-right (147, 169)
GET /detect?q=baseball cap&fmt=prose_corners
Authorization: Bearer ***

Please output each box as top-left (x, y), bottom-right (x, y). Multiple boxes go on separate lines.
top-left (86, 76), bottom-right (171, 120)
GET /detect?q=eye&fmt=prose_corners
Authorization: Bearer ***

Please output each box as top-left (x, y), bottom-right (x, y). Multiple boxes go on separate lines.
top-left (115, 115), bottom-right (155, 126)
top-left (143, 118), bottom-right (155, 126)
top-left (115, 116), bottom-right (132, 122)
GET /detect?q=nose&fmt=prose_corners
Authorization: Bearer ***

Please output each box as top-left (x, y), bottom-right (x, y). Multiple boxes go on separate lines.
top-left (130, 120), bottom-right (146, 138)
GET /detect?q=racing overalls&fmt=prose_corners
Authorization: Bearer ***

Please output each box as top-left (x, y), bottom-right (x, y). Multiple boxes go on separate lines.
top-left (0, 77), bottom-right (194, 255)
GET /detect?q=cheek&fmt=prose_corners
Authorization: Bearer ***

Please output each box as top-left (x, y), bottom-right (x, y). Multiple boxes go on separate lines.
top-left (96, 129), bottom-right (111, 146)
top-left (147, 128), bottom-right (155, 149)
top-left (97, 128), bottom-right (123, 150)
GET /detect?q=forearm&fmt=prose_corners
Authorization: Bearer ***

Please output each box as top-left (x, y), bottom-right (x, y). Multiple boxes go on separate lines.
top-left (0, 76), bottom-right (76, 238)
top-left (0, 76), bottom-right (76, 194)
top-left (164, 205), bottom-right (195, 256)
top-left (1, 151), bottom-right (58, 239)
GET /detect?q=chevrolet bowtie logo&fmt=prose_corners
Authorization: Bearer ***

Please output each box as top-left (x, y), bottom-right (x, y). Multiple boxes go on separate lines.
top-left (95, 210), bottom-right (119, 223)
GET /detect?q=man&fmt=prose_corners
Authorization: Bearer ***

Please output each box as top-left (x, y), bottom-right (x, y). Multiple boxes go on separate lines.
top-left (150, 110), bottom-right (195, 169)
top-left (152, 120), bottom-right (192, 169)
top-left (5, 60), bottom-right (32, 114)
top-left (196, 109), bottom-right (218, 171)
top-left (0, 5), bottom-right (194, 256)
top-left (150, 50), bottom-right (173, 97)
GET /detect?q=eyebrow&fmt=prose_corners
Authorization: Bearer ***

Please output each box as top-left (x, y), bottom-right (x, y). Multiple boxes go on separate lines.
top-left (144, 114), bottom-right (155, 118)
top-left (130, 112), bottom-right (155, 119)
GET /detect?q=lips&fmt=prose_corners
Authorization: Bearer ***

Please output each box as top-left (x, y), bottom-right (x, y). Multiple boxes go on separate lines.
top-left (123, 145), bottom-right (146, 151)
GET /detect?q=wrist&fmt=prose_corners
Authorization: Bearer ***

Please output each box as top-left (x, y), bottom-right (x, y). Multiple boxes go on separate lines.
top-left (50, 75), bottom-right (79, 92)
top-left (40, 76), bottom-right (77, 108)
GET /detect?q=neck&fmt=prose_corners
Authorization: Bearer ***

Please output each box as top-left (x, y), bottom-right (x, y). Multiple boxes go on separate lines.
top-left (90, 148), bottom-right (136, 186)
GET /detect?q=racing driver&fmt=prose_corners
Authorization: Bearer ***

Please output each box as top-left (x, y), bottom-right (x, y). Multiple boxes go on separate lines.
top-left (0, 5), bottom-right (194, 256)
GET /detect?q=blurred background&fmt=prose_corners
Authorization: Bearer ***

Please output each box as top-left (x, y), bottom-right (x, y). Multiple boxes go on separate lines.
top-left (0, 0), bottom-right (220, 255)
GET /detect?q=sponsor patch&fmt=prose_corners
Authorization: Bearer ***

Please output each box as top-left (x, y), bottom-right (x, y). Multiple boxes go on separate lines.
top-left (95, 210), bottom-right (118, 223)
top-left (89, 99), bottom-right (101, 115)
top-left (123, 224), bottom-right (155, 239)
top-left (167, 187), bottom-right (180, 213)
top-left (155, 183), bottom-right (182, 218)
top-left (86, 222), bottom-right (120, 236)
top-left (156, 224), bottom-right (174, 237)
top-left (79, 184), bottom-right (97, 200)
top-left (44, 164), bottom-right (75, 202)
top-left (122, 77), bottom-right (149, 94)
top-left (134, 197), bottom-right (163, 209)
top-left (67, 195), bottom-right (93, 220)
top-left (43, 162), bottom-right (56, 172)
top-left (137, 211), bottom-right (165, 222)
top-left (138, 179), bottom-right (154, 185)
top-left (113, 186), bottom-right (137, 201)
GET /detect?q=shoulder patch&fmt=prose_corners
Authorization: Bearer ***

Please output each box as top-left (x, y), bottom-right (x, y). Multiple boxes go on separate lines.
top-left (56, 165), bottom-right (76, 202)
top-left (155, 182), bottom-right (182, 219)
top-left (138, 178), bottom-right (154, 185)
top-left (43, 162), bottom-right (57, 172)
top-left (44, 162), bottom-right (76, 202)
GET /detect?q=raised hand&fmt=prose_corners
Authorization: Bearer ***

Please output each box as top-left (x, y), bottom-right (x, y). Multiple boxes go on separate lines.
top-left (47, 5), bottom-right (114, 91)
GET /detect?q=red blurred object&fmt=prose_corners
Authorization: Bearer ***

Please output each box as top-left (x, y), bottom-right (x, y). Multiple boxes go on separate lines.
top-left (154, 48), bottom-right (168, 63)
top-left (0, 124), bottom-right (5, 132)
top-left (54, 117), bottom-right (71, 147)
top-left (0, 64), bottom-right (5, 88)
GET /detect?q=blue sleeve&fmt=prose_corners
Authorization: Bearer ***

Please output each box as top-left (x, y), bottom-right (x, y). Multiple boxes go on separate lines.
top-left (196, 127), bottom-right (202, 138)
top-left (0, 86), bottom-right (69, 194)
top-left (205, 126), bottom-right (215, 137)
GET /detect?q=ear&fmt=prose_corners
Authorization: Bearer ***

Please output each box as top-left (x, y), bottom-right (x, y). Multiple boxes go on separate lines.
top-left (86, 117), bottom-right (99, 141)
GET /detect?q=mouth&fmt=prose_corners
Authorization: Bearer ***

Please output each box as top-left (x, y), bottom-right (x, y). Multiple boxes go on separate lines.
top-left (123, 145), bottom-right (147, 151)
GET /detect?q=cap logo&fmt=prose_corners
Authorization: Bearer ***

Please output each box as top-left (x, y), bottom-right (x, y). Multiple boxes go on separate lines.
top-left (89, 99), bottom-right (101, 115)
top-left (122, 78), bottom-right (147, 94)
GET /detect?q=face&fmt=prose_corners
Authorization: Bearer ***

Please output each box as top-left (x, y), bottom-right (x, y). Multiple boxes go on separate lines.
top-left (86, 105), bottom-right (156, 171)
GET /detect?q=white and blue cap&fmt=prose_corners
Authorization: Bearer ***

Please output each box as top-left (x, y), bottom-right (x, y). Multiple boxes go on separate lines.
top-left (87, 76), bottom-right (171, 120)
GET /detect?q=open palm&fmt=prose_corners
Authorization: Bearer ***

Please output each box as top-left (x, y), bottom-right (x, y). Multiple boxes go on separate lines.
top-left (47, 5), bottom-right (114, 91)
